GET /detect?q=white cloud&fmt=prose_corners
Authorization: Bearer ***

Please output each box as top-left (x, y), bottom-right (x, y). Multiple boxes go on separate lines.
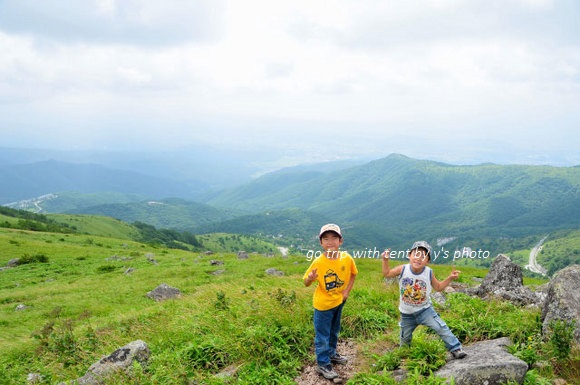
top-left (0, 0), bottom-right (578, 165)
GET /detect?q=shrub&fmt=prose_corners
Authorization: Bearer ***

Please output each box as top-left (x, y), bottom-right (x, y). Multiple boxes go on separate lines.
top-left (549, 319), bottom-right (575, 361)
top-left (96, 265), bottom-right (117, 273)
top-left (180, 340), bottom-right (230, 370)
top-left (17, 253), bottom-right (49, 265)
top-left (270, 288), bottom-right (296, 306)
top-left (509, 334), bottom-right (541, 368)
top-left (214, 291), bottom-right (229, 310)
top-left (404, 336), bottom-right (447, 376)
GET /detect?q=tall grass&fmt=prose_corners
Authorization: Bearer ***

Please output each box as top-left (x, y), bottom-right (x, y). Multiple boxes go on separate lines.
top-left (2, 228), bottom-right (576, 384)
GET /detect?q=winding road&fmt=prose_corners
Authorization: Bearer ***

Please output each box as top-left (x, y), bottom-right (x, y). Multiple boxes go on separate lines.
top-left (525, 235), bottom-right (548, 276)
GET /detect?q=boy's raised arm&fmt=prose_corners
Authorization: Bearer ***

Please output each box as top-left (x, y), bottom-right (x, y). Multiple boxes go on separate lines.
top-left (431, 265), bottom-right (461, 292)
top-left (382, 249), bottom-right (403, 278)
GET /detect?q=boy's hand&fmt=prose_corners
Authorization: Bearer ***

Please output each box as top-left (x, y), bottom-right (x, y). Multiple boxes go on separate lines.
top-left (307, 268), bottom-right (318, 282)
top-left (449, 265), bottom-right (461, 280)
top-left (381, 249), bottom-right (391, 260)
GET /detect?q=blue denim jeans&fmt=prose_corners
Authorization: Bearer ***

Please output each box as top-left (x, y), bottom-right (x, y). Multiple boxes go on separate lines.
top-left (313, 301), bottom-right (345, 366)
top-left (399, 305), bottom-right (461, 352)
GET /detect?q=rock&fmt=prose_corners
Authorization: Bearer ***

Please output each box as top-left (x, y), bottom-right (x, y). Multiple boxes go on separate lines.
top-left (7, 258), bottom-right (20, 267)
top-left (124, 267), bottom-right (135, 275)
top-left (540, 264), bottom-right (580, 344)
top-left (210, 269), bottom-right (225, 275)
top-left (214, 364), bottom-right (239, 380)
top-left (146, 283), bottom-right (181, 301)
top-left (237, 251), bottom-right (249, 260)
top-left (15, 304), bottom-right (29, 311)
top-left (27, 373), bottom-right (42, 384)
top-left (265, 268), bottom-right (284, 276)
top-left (475, 254), bottom-right (540, 306)
top-left (391, 368), bottom-right (407, 382)
top-left (434, 337), bottom-right (528, 385)
top-left (210, 260), bottom-right (224, 265)
top-left (59, 340), bottom-right (150, 385)
top-left (431, 291), bottom-right (447, 307)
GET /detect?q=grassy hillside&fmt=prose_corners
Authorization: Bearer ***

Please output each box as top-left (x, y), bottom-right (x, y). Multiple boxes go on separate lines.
top-left (536, 229), bottom-right (580, 275)
top-left (0, 207), bottom-right (283, 256)
top-left (193, 208), bottom-right (332, 250)
top-left (68, 197), bottom-right (241, 231)
top-left (196, 233), bottom-right (281, 254)
top-left (1, 220), bottom-right (577, 384)
top-left (47, 213), bottom-right (140, 240)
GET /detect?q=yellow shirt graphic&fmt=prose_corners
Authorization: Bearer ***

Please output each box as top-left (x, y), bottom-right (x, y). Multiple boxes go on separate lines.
top-left (303, 252), bottom-right (358, 311)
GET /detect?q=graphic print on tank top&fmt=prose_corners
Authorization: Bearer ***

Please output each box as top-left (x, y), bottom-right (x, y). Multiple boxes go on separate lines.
top-left (400, 276), bottom-right (428, 305)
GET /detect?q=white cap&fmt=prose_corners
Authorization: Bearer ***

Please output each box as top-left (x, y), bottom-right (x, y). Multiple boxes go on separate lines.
top-left (318, 223), bottom-right (342, 239)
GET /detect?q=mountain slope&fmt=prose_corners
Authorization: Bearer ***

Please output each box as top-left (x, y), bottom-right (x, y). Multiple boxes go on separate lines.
top-left (0, 160), bottom-right (201, 203)
top-left (68, 198), bottom-right (241, 231)
top-left (203, 154), bottom-right (580, 245)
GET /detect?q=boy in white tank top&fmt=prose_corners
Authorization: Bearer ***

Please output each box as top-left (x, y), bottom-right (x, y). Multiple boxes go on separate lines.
top-left (381, 241), bottom-right (467, 359)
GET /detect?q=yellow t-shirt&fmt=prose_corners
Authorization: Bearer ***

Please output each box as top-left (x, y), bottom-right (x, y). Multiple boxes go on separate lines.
top-left (303, 251), bottom-right (358, 311)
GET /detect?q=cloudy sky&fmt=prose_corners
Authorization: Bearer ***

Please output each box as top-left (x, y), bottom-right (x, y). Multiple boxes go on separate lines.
top-left (1, 0), bottom-right (578, 166)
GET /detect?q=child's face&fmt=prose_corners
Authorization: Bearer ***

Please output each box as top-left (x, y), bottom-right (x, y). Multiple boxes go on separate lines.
top-left (319, 232), bottom-right (343, 254)
top-left (409, 248), bottom-right (430, 271)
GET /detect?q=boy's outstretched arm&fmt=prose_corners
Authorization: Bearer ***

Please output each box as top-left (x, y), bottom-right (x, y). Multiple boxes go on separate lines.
top-left (431, 265), bottom-right (461, 292)
top-left (382, 249), bottom-right (403, 278)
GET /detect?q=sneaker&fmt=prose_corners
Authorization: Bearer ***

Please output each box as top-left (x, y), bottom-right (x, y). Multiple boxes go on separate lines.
top-left (330, 353), bottom-right (348, 365)
top-left (451, 349), bottom-right (467, 359)
top-left (316, 364), bottom-right (339, 379)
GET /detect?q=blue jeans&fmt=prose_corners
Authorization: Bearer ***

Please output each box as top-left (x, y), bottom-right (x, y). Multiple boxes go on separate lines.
top-left (399, 305), bottom-right (461, 352)
top-left (313, 301), bottom-right (345, 366)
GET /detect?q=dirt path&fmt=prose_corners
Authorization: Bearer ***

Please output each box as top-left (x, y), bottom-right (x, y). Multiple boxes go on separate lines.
top-left (294, 339), bottom-right (360, 385)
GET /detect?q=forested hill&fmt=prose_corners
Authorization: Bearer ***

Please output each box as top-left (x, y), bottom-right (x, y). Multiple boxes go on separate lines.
top-left (202, 154), bottom-right (580, 248)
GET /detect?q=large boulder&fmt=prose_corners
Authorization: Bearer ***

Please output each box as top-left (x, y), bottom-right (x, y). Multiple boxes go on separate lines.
top-left (435, 338), bottom-right (528, 385)
top-left (475, 254), bottom-right (539, 305)
top-left (146, 283), bottom-right (181, 302)
top-left (59, 340), bottom-right (150, 385)
top-left (540, 264), bottom-right (580, 344)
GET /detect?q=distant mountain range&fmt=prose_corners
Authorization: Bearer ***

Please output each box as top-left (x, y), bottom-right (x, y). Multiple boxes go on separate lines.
top-left (2, 150), bottom-right (579, 259)
top-left (0, 160), bottom-right (200, 203)
top-left (200, 154), bottom-right (579, 246)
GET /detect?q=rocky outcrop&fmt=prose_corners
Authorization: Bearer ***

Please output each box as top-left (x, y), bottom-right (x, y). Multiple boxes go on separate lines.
top-left (474, 254), bottom-right (540, 306)
top-left (540, 264), bottom-right (580, 343)
top-left (146, 283), bottom-right (181, 301)
top-left (59, 340), bottom-right (150, 385)
top-left (265, 268), bottom-right (284, 276)
top-left (435, 338), bottom-right (528, 385)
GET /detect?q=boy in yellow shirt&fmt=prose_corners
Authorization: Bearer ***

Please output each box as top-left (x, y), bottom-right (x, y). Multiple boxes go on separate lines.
top-left (303, 224), bottom-right (358, 380)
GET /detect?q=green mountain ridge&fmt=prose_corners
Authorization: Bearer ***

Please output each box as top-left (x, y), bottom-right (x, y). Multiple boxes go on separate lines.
top-left (203, 154), bottom-right (580, 248)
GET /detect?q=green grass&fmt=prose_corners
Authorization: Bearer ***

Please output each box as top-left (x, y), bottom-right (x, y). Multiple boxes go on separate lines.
top-left (196, 232), bottom-right (281, 254)
top-left (47, 213), bottom-right (140, 240)
top-left (1, 226), bottom-right (576, 385)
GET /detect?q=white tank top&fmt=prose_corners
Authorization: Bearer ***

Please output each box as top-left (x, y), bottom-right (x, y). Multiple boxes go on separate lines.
top-left (398, 265), bottom-right (433, 314)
